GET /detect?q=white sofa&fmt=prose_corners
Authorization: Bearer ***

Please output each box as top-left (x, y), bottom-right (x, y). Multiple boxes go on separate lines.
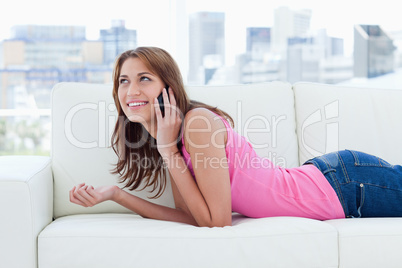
top-left (1, 81), bottom-right (402, 268)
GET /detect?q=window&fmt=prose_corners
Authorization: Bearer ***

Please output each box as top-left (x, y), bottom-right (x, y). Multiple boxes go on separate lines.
top-left (0, 0), bottom-right (401, 155)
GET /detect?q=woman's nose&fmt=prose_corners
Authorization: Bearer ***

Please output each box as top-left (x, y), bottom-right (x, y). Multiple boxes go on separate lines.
top-left (127, 84), bottom-right (140, 96)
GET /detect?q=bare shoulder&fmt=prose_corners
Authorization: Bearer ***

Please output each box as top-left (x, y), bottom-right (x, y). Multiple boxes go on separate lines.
top-left (183, 108), bottom-right (227, 150)
top-left (184, 107), bottom-right (225, 131)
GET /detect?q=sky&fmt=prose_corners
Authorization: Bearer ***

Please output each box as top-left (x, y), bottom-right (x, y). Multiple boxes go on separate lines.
top-left (1, 0), bottom-right (401, 60)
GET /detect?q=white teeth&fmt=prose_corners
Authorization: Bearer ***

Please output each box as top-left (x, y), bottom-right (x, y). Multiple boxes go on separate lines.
top-left (128, 102), bottom-right (147, 107)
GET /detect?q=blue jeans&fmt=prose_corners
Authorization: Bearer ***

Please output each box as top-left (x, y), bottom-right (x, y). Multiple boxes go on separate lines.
top-left (304, 150), bottom-right (402, 218)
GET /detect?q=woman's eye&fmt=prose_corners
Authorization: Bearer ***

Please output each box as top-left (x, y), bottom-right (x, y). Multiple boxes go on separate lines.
top-left (140, 76), bottom-right (151, 82)
top-left (119, 79), bottom-right (128, 84)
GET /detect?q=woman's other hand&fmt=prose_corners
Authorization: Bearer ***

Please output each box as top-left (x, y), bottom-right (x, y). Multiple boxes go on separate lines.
top-left (69, 183), bottom-right (120, 207)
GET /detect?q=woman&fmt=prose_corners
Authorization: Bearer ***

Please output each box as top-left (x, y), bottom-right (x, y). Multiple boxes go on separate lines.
top-left (70, 47), bottom-right (402, 227)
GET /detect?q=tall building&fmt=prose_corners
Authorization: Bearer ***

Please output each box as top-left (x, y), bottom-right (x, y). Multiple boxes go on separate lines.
top-left (9, 25), bottom-right (87, 69)
top-left (99, 20), bottom-right (137, 65)
top-left (330, 37), bottom-right (344, 57)
top-left (272, 7), bottom-right (312, 53)
top-left (246, 27), bottom-right (271, 61)
top-left (168, 0), bottom-right (189, 83)
top-left (354, 24), bottom-right (396, 78)
top-left (11, 25), bottom-right (86, 40)
top-left (188, 12), bottom-right (225, 84)
top-left (315, 29), bottom-right (344, 58)
top-left (0, 25), bottom-right (110, 110)
top-left (287, 37), bottom-right (320, 83)
top-left (388, 30), bottom-right (402, 68)
top-left (236, 27), bottom-right (280, 84)
top-left (286, 33), bottom-right (352, 84)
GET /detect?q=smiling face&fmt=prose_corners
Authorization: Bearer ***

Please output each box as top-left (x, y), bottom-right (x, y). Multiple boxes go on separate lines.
top-left (118, 57), bottom-right (165, 127)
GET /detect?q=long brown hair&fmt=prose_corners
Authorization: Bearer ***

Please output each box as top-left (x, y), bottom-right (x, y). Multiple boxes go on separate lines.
top-left (111, 47), bottom-right (234, 198)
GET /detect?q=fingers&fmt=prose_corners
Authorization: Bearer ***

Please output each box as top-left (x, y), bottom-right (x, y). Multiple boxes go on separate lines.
top-left (154, 87), bottom-right (181, 123)
top-left (69, 183), bottom-right (96, 207)
top-left (168, 88), bottom-right (181, 120)
top-left (69, 183), bottom-right (85, 205)
top-left (76, 182), bottom-right (85, 188)
top-left (163, 87), bottom-right (171, 117)
top-left (86, 185), bottom-right (96, 198)
top-left (69, 185), bottom-right (87, 207)
top-left (168, 87), bottom-right (177, 106)
top-left (78, 186), bottom-right (96, 207)
top-left (154, 97), bottom-right (162, 121)
top-left (164, 87), bottom-right (180, 119)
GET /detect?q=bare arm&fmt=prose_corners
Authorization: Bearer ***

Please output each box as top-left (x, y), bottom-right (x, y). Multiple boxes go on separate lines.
top-left (113, 187), bottom-right (198, 225)
top-left (153, 89), bottom-right (232, 227)
top-left (69, 183), bottom-right (198, 226)
top-left (162, 108), bottom-right (232, 227)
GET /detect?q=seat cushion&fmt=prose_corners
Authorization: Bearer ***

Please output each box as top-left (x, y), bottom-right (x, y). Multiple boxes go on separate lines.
top-left (327, 218), bottom-right (402, 268)
top-left (38, 214), bottom-right (338, 268)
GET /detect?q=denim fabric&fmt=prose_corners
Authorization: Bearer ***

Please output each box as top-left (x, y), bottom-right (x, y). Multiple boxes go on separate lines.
top-left (304, 150), bottom-right (402, 218)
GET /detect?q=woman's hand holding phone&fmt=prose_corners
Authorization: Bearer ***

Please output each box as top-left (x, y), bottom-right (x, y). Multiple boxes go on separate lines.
top-left (154, 87), bottom-right (182, 158)
top-left (157, 88), bottom-right (168, 117)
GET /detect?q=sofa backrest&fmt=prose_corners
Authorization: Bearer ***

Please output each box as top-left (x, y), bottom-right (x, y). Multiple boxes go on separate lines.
top-left (51, 82), bottom-right (299, 218)
top-left (294, 82), bottom-right (402, 165)
top-left (186, 82), bottom-right (299, 168)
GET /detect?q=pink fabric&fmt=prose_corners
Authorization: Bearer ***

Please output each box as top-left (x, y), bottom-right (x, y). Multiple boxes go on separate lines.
top-left (180, 113), bottom-right (345, 220)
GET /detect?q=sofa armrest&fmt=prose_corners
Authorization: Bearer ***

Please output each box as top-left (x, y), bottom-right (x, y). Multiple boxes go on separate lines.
top-left (0, 156), bottom-right (53, 268)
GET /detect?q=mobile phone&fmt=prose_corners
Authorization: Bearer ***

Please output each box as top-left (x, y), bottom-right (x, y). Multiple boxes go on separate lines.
top-left (157, 86), bottom-right (170, 117)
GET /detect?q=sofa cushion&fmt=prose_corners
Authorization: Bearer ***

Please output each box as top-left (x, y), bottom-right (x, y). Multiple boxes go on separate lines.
top-left (293, 82), bottom-right (402, 165)
top-left (186, 82), bottom-right (299, 168)
top-left (39, 214), bottom-right (338, 268)
top-left (327, 218), bottom-right (402, 268)
top-left (51, 82), bottom-right (175, 218)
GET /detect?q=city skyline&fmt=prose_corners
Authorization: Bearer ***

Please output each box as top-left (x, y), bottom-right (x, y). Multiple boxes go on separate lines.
top-left (1, 0), bottom-right (401, 60)
top-left (1, 6), bottom-right (400, 155)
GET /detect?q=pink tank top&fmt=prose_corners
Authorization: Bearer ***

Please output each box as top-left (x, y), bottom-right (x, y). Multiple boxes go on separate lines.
top-left (180, 112), bottom-right (345, 220)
